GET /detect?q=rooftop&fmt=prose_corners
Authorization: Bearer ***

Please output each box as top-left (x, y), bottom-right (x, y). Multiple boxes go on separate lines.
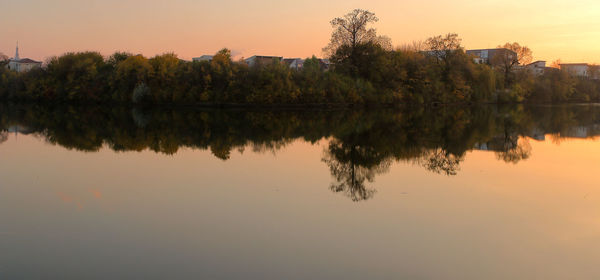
top-left (11, 58), bottom-right (41, 64)
top-left (247, 55), bottom-right (283, 59)
top-left (466, 48), bottom-right (514, 52)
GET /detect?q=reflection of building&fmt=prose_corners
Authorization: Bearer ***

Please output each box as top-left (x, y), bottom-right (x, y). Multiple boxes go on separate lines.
top-left (562, 125), bottom-right (600, 139)
top-left (473, 140), bottom-right (510, 152)
top-left (466, 48), bottom-right (517, 65)
top-left (5, 125), bottom-right (35, 141)
top-left (192, 55), bottom-right (213, 62)
top-left (475, 125), bottom-right (600, 144)
top-left (7, 125), bottom-right (35, 135)
top-left (245, 55), bottom-right (283, 67)
top-left (474, 142), bottom-right (491, 151)
top-left (473, 133), bottom-right (521, 152)
top-left (6, 43), bottom-right (42, 72)
top-left (528, 128), bottom-right (546, 141)
top-left (572, 127), bottom-right (589, 138)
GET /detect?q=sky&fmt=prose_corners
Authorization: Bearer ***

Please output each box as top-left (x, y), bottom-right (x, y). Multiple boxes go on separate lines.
top-left (1, 0), bottom-right (600, 63)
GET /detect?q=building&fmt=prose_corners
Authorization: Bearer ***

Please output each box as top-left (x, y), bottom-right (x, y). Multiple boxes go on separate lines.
top-left (319, 59), bottom-right (331, 71)
top-left (7, 125), bottom-right (35, 136)
top-left (283, 58), bottom-right (331, 71)
top-left (525, 61), bottom-right (547, 76)
top-left (466, 48), bottom-right (518, 65)
top-left (421, 49), bottom-right (460, 60)
top-left (192, 55), bottom-right (214, 62)
top-left (528, 128), bottom-right (546, 141)
top-left (246, 56), bottom-right (330, 70)
top-left (560, 63), bottom-right (588, 76)
top-left (283, 58), bottom-right (304, 70)
top-left (6, 43), bottom-right (42, 72)
top-left (245, 55), bottom-right (283, 67)
top-left (7, 58), bottom-right (41, 72)
top-left (559, 63), bottom-right (599, 79)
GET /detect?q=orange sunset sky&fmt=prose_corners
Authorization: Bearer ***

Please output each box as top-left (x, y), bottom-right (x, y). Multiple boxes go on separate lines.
top-left (1, 0), bottom-right (599, 64)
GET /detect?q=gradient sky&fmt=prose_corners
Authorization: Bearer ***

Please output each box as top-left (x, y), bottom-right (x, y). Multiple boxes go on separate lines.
top-left (1, 0), bottom-right (599, 63)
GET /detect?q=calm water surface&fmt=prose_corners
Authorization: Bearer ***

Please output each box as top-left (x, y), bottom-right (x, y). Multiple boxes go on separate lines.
top-left (0, 104), bottom-right (599, 279)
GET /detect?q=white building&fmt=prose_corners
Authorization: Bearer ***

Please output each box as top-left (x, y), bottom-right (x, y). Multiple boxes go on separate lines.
top-left (525, 61), bottom-right (546, 76)
top-left (319, 59), bottom-right (331, 71)
top-left (283, 58), bottom-right (304, 70)
top-left (245, 55), bottom-right (283, 67)
top-left (283, 58), bottom-right (331, 71)
top-left (192, 55), bottom-right (214, 62)
top-left (466, 48), bottom-right (518, 65)
top-left (6, 43), bottom-right (42, 72)
top-left (560, 63), bottom-right (589, 77)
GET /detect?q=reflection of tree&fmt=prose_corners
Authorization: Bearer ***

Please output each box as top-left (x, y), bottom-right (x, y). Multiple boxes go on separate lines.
top-left (4, 103), bottom-right (600, 203)
top-left (489, 107), bottom-right (533, 164)
top-left (496, 137), bottom-right (531, 164)
top-left (0, 130), bottom-right (7, 144)
top-left (419, 148), bottom-right (463, 176)
top-left (251, 140), bottom-right (292, 155)
top-left (131, 107), bottom-right (150, 128)
top-left (210, 140), bottom-right (233, 160)
top-left (322, 139), bottom-right (391, 202)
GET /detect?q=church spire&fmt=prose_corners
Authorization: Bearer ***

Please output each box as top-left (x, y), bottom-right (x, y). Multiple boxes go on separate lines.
top-left (15, 41), bottom-right (19, 60)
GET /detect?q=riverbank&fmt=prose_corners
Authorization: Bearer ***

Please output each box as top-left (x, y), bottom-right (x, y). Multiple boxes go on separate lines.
top-left (3, 49), bottom-right (600, 106)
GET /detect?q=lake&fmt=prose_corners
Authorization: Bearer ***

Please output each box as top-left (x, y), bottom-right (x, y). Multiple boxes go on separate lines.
top-left (1, 104), bottom-right (599, 279)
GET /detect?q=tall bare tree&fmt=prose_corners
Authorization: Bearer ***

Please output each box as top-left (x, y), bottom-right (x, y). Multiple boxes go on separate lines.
top-left (424, 33), bottom-right (464, 86)
top-left (492, 42), bottom-right (532, 86)
top-left (550, 59), bottom-right (562, 69)
top-left (0, 52), bottom-right (8, 67)
top-left (398, 40), bottom-right (426, 52)
top-left (425, 33), bottom-right (462, 65)
top-left (499, 42), bottom-right (533, 65)
top-left (322, 9), bottom-right (380, 57)
top-left (0, 131), bottom-right (7, 144)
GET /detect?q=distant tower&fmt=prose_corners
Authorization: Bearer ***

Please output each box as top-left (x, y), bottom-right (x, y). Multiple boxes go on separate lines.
top-left (15, 42), bottom-right (19, 60)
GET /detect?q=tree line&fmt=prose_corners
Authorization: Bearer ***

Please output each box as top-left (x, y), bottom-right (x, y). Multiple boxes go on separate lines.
top-left (3, 103), bottom-right (600, 200)
top-left (1, 9), bottom-right (599, 105)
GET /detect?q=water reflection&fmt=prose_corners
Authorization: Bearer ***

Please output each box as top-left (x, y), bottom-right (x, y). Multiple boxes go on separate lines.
top-left (323, 139), bottom-right (392, 201)
top-left (2, 103), bottom-right (600, 201)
